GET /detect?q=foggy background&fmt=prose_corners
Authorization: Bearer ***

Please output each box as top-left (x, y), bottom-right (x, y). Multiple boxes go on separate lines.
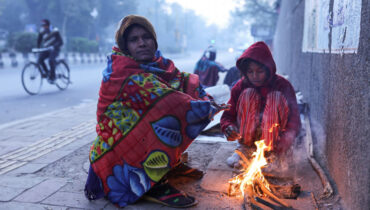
top-left (0, 0), bottom-right (280, 55)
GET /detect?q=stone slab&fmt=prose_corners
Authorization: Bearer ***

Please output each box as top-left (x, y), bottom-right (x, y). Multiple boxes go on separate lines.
top-left (31, 150), bottom-right (74, 164)
top-left (0, 145), bottom-right (21, 156)
top-left (7, 163), bottom-right (48, 175)
top-left (200, 169), bottom-right (233, 193)
top-left (60, 134), bottom-right (95, 151)
top-left (41, 191), bottom-right (108, 209)
top-left (207, 143), bottom-right (236, 171)
top-left (0, 175), bottom-right (46, 188)
top-left (0, 186), bottom-right (26, 201)
top-left (59, 180), bottom-right (85, 193)
top-left (14, 178), bottom-right (67, 203)
top-left (0, 201), bottom-right (67, 210)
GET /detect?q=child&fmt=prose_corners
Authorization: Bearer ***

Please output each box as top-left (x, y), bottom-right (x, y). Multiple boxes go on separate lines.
top-left (220, 41), bottom-right (301, 167)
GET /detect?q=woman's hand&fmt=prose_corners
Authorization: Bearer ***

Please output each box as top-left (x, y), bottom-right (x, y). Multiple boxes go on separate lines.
top-left (210, 101), bottom-right (230, 115)
top-left (224, 125), bottom-right (241, 141)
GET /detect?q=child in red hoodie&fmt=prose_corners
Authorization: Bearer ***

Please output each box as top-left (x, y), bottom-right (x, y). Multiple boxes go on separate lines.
top-left (220, 42), bottom-right (301, 167)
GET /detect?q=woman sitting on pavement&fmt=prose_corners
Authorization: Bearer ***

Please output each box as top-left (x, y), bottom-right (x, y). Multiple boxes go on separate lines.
top-left (84, 15), bottom-right (228, 208)
top-left (220, 41), bottom-right (301, 167)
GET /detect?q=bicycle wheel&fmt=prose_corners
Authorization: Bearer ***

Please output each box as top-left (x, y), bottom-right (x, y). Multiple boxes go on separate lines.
top-left (55, 60), bottom-right (70, 90)
top-left (21, 62), bottom-right (43, 95)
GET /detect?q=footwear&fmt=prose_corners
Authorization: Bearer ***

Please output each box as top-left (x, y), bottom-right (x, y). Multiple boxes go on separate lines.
top-left (226, 152), bottom-right (241, 168)
top-left (47, 78), bottom-right (56, 84)
top-left (168, 162), bottom-right (204, 180)
top-left (143, 181), bottom-right (197, 208)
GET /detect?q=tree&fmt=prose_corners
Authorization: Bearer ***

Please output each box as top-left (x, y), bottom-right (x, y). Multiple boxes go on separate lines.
top-left (0, 0), bottom-right (27, 33)
top-left (231, 0), bottom-right (280, 39)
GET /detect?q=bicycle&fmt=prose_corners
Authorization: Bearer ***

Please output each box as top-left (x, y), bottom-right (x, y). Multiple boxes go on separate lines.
top-left (21, 47), bottom-right (70, 95)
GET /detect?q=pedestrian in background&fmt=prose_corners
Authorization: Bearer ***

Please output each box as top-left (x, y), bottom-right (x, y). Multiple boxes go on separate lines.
top-left (223, 65), bottom-right (241, 88)
top-left (194, 45), bottom-right (227, 87)
top-left (84, 15), bottom-right (228, 208)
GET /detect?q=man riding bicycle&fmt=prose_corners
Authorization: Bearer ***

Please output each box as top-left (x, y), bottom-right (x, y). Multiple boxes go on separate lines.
top-left (37, 19), bottom-right (63, 83)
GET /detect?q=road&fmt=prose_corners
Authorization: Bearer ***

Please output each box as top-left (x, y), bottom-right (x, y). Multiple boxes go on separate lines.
top-left (0, 50), bottom-right (236, 124)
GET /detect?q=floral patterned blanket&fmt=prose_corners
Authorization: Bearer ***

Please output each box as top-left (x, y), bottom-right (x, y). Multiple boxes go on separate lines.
top-left (86, 47), bottom-right (216, 207)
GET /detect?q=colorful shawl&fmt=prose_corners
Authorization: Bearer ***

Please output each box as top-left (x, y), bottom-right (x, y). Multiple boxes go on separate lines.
top-left (86, 47), bottom-right (216, 207)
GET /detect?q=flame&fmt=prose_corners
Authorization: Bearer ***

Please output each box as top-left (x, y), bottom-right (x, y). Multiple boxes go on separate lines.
top-left (229, 123), bottom-right (282, 196)
top-left (269, 123), bottom-right (280, 133)
top-left (229, 139), bottom-right (271, 196)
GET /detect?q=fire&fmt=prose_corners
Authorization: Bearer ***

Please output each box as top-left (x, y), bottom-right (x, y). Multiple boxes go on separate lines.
top-left (228, 123), bottom-right (294, 208)
top-left (269, 123), bottom-right (280, 133)
top-left (229, 139), bottom-right (271, 196)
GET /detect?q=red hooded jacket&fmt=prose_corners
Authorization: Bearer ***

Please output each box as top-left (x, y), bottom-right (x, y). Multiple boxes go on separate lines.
top-left (220, 42), bottom-right (301, 139)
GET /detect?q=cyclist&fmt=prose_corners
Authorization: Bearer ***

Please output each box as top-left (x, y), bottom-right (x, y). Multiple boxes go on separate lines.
top-left (37, 19), bottom-right (63, 82)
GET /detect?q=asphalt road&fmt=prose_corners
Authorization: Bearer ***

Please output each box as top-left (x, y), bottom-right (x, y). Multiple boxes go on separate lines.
top-left (0, 50), bottom-right (236, 124)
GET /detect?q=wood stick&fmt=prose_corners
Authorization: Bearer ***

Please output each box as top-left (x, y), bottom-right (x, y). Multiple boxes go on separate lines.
top-left (311, 192), bottom-right (319, 210)
top-left (244, 185), bottom-right (265, 209)
top-left (304, 113), bottom-right (314, 157)
top-left (308, 156), bottom-right (334, 199)
top-left (304, 113), bottom-right (334, 199)
top-left (255, 196), bottom-right (286, 210)
top-left (257, 179), bottom-right (291, 208)
top-left (235, 149), bottom-right (250, 165)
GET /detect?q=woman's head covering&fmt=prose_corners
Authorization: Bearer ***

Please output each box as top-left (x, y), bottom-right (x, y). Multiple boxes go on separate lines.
top-left (115, 15), bottom-right (158, 54)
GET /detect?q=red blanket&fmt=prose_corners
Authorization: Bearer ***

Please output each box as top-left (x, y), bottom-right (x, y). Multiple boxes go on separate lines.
top-left (88, 47), bottom-right (214, 207)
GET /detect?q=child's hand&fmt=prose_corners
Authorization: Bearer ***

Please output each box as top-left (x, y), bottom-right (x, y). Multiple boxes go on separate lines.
top-left (225, 125), bottom-right (241, 141)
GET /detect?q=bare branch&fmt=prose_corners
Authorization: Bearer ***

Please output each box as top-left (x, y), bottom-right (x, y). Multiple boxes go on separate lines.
top-left (250, 0), bottom-right (277, 15)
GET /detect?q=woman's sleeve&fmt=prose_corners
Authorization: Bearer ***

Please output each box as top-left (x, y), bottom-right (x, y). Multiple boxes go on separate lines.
top-left (220, 86), bottom-right (239, 132)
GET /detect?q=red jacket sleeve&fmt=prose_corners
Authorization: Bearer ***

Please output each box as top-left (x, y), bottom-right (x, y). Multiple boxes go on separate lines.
top-left (279, 79), bottom-right (301, 136)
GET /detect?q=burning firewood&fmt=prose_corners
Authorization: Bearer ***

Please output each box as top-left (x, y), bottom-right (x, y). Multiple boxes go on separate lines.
top-left (229, 139), bottom-right (299, 209)
top-left (264, 174), bottom-right (301, 199)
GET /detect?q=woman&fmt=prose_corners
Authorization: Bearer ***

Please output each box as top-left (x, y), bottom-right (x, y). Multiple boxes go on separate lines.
top-left (220, 41), bottom-right (301, 167)
top-left (84, 15), bottom-right (227, 208)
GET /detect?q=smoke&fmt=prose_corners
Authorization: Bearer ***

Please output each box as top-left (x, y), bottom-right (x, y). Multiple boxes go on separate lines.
top-left (310, 118), bottom-right (327, 159)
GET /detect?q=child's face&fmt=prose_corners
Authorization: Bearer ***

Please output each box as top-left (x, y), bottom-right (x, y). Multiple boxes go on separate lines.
top-left (244, 62), bottom-right (268, 87)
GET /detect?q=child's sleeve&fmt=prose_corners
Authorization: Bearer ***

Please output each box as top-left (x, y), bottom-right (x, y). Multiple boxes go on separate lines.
top-left (220, 86), bottom-right (239, 132)
top-left (277, 81), bottom-right (301, 152)
top-left (283, 82), bottom-right (301, 135)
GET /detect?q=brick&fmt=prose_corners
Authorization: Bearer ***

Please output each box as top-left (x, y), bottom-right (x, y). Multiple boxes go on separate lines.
top-left (14, 178), bottom-right (67, 203)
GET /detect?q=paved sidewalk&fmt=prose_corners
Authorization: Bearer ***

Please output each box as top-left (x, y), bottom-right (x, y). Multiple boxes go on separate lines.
top-left (0, 102), bottom-right (323, 209)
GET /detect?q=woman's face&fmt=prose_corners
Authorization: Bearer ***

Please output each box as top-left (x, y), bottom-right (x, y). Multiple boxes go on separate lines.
top-left (244, 61), bottom-right (268, 87)
top-left (126, 26), bottom-right (156, 63)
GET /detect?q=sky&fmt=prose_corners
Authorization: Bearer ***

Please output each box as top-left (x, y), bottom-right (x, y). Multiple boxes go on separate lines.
top-left (165, 0), bottom-right (241, 29)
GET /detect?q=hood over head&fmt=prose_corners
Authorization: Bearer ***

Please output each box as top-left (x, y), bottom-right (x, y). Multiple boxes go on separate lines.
top-left (236, 41), bottom-right (276, 84)
top-left (115, 15), bottom-right (158, 54)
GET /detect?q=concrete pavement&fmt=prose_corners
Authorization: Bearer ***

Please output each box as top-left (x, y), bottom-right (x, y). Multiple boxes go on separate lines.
top-left (0, 101), bottom-right (324, 209)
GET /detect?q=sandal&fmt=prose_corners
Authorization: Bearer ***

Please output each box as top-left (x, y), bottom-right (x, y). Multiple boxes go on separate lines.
top-left (169, 162), bottom-right (204, 180)
top-left (143, 181), bottom-right (197, 208)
